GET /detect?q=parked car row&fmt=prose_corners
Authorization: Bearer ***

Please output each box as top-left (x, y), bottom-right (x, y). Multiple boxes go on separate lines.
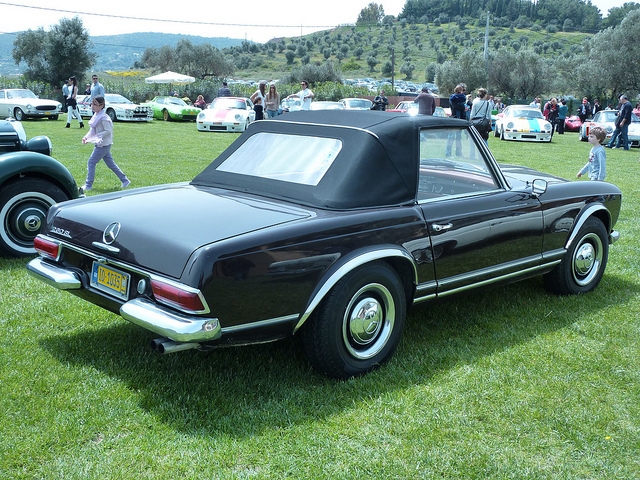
top-left (579, 109), bottom-right (640, 146)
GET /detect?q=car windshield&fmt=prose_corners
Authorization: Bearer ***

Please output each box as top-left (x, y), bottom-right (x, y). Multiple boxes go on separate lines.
top-left (210, 99), bottom-right (245, 110)
top-left (7, 90), bottom-right (37, 99)
top-left (105, 94), bottom-right (133, 104)
top-left (345, 99), bottom-right (372, 109)
top-left (216, 132), bottom-right (342, 186)
top-left (508, 109), bottom-right (543, 119)
top-left (166, 97), bottom-right (188, 106)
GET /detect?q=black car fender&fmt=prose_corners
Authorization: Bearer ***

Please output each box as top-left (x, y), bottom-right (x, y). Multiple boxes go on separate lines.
top-left (293, 245), bottom-right (418, 333)
top-left (0, 151), bottom-right (79, 200)
top-left (567, 202), bottom-right (613, 250)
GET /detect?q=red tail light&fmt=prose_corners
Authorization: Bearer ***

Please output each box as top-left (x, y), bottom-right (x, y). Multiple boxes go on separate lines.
top-left (34, 235), bottom-right (61, 260)
top-left (150, 279), bottom-right (209, 314)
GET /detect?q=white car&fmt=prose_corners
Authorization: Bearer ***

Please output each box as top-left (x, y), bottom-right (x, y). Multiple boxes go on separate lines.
top-left (0, 89), bottom-right (63, 121)
top-left (579, 109), bottom-right (640, 147)
top-left (339, 98), bottom-right (373, 110)
top-left (76, 94), bottom-right (153, 122)
top-left (310, 101), bottom-right (345, 110)
top-left (197, 97), bottom-right (256, 132)
top-left (494, 105), bottom-right (552, 142)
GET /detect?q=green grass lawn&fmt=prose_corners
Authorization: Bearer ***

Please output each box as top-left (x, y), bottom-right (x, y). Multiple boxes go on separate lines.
top-left (1, 118), bottom-right (638, 479)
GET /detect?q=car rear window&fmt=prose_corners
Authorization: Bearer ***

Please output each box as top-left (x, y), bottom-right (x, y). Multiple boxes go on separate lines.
top-left (216, 132), bottom-right (342, 186)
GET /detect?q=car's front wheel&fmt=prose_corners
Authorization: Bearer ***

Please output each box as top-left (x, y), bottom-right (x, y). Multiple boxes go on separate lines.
top-left (0, 178), bottom-right (70, 256)
top-left (106, 109), bottom-right (117, 122)
top-left (163, 109), bottom-right (170, 121)
top-left (301, 261), bottom-right (407, 379)
top-left (544, 217), bottom-right (609, 295)
top-left (13, 108), bottom-right (25, 121)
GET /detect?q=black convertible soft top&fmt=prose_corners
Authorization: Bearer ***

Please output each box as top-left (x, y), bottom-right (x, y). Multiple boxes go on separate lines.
top-left (192, 110), bottom-right (470, 210)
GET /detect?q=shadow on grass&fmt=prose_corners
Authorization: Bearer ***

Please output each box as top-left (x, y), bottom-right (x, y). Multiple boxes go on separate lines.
top-left (40, 274), bottom-right (637, 439)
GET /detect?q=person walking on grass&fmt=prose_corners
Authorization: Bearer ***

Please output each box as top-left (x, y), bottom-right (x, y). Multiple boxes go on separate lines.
top-left (65, 76), bottom-right (84, 129)
top-left (81, 96), bottom-right (130, 192)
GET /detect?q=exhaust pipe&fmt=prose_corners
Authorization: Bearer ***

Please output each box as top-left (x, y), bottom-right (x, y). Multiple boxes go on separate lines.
top-left (150, 338), bottom-right (199, 354)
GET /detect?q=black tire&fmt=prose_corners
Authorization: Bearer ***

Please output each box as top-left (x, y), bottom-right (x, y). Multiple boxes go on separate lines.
top-left (494, 125), bottom-right (500, 137)
top-left (543, 217), bottom-right (609, 295)
top-left (14, 108), bottom-right (25, 121)
top-left (48, 115), bottom-right (58, 121)
top-left (106, 108), bottom-right (117, 122)
top-left (500, 127), bottom-right (506, 140)
top-left (162, 109), bottom-right (170, 121)
top-left (0, 178), bottom-right (69, 256)
top-left (301, 261), bottom-right (407, 379)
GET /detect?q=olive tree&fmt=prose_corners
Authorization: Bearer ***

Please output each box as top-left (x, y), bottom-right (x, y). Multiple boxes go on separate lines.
top-left (12, 17), bottom-right (95, 87)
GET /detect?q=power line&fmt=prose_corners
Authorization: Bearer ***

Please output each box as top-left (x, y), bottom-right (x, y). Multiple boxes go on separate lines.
top-left (0, 1), bottom-right (336, 30)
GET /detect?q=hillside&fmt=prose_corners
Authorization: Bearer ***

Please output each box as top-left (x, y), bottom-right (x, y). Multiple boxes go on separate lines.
top-left (0, 32), bottom-right (244, 75)
top-left (227, 21), bottom-right (591, 84)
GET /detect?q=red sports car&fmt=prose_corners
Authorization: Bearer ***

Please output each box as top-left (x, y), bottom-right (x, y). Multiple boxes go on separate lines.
top-left (564, 115), bottom-right (582, 132)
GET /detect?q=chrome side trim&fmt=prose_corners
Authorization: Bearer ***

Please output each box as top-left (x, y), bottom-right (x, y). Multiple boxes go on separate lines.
top-left (437, 260), bottom-right (561, 298)
top-left (293, 248), bottom-right (418, 333)
top-left (566, 204), bottom-right (609, 250)
top-left (221, 314), bottom-right (299, 334)
top-left (26, 257), bottom-right (81, 290)
top-left (120, 298), bottom-right (221, 343)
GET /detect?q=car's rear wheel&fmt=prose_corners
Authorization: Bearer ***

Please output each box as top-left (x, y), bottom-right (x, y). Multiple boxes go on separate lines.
top-left (13, 108), bottom-right (25, 121)
top-left (163, 109), bottom-right (170, 121)
top-left (301, 261), bottom-right (406, 379)
top-left (48, 115), bottom-right (58, 121)
top-left (0, 178), bottom-right (69, 256)
top-left (543, 217), bottom-right (608, 295)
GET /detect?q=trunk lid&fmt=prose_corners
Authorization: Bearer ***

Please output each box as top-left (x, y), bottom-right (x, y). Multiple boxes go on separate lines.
top-left (48, 184), bottom-right (311, 277)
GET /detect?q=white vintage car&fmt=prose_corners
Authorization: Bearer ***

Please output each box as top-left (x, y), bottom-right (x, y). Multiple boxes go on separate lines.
top-left (0, 89), bottom-right (63, 121)
top-left (579, 109), bottom-right (640, 147)
top-left (196, 97), bottom-right (256, 132)
top-left (339, 98), bottom-right (373, 110)
top-left (76, 94), bottom-right (153, 122)
top-left (494, 105), bottom-right (552, 142)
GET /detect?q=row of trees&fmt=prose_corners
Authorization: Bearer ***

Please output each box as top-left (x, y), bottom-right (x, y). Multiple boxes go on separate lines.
top-left (396, 0), bottom-right (639, 33)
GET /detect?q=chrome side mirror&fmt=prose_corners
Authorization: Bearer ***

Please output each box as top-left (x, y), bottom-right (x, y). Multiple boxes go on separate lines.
top-left (532, 179), bottom-right (548, 197)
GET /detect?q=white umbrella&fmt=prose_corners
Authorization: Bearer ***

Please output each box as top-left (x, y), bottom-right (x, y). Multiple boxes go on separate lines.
top-left (145, 71), bottom-right (195, 85)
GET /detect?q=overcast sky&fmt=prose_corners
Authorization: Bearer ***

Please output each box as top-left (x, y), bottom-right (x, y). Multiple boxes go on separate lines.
top-left (0, 0), bottom-right (631, 43)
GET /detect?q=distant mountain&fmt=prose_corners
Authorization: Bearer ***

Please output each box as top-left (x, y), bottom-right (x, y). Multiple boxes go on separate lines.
top-left (0, 32), bottom-right (245, 75)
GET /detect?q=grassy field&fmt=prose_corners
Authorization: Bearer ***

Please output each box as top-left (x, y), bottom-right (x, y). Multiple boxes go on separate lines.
top-left (1, 117), bottom-right (638, 479)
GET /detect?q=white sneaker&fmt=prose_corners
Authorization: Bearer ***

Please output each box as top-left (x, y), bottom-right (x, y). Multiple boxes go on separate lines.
top-left (121, 180), bottom-right (131, 188)
top-left (83, 184), bottom-right (92, 191)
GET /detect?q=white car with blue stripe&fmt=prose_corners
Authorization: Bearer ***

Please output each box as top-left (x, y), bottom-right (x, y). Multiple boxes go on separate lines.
top-left (494, 105), bottom-right (552, 142)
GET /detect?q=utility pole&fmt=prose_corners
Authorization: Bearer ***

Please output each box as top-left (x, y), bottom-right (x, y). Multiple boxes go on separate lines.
top-left (484, 11), bottom-right (491, 93)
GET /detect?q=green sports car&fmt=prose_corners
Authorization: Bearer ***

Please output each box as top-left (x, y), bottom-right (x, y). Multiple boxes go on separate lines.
top-left (142, 96), bottom-right (202, 121)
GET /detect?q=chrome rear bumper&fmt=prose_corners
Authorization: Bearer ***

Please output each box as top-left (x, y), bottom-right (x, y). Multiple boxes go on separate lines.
top-left (26, 257), bottom-right (221, 344)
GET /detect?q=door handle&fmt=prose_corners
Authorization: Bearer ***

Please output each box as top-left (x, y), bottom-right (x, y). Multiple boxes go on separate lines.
top-left (432, 223), bottom-right (453, 232)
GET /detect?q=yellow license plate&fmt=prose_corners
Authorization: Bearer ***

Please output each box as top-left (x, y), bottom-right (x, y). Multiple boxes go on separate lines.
top-left (90, 262), bottom-right (130, 300)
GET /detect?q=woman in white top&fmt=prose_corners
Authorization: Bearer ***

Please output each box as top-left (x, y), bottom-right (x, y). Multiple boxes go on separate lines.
top-left (65, 76), bottom-right (84, 128)
top-left (250, 81), bottom-right (268, 110)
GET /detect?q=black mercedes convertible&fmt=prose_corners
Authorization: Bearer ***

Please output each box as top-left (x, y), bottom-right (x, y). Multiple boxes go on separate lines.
top-left (27, 111), bottom-right (621, 379)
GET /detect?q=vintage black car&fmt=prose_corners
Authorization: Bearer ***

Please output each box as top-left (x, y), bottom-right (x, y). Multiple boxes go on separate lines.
top-left (0, 119), bottom-right (80, 256)
top-left (27, 111), bottom-right (621, 378)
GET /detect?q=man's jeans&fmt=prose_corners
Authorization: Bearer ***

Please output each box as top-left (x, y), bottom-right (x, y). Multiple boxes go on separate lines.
top-left (607, 123), bottom-right (629, 149)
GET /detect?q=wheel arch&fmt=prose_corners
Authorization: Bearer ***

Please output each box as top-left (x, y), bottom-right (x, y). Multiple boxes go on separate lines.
top-left (293, 247), bottom-right (417, 334)
top-left (566, 203), bottom-right (611, 250)
top-left (0, 151), bottom-right (80, 200)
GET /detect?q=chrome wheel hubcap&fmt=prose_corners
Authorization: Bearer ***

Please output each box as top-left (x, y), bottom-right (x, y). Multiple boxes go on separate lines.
top-left (343, 283), bottom-right (395, 360)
